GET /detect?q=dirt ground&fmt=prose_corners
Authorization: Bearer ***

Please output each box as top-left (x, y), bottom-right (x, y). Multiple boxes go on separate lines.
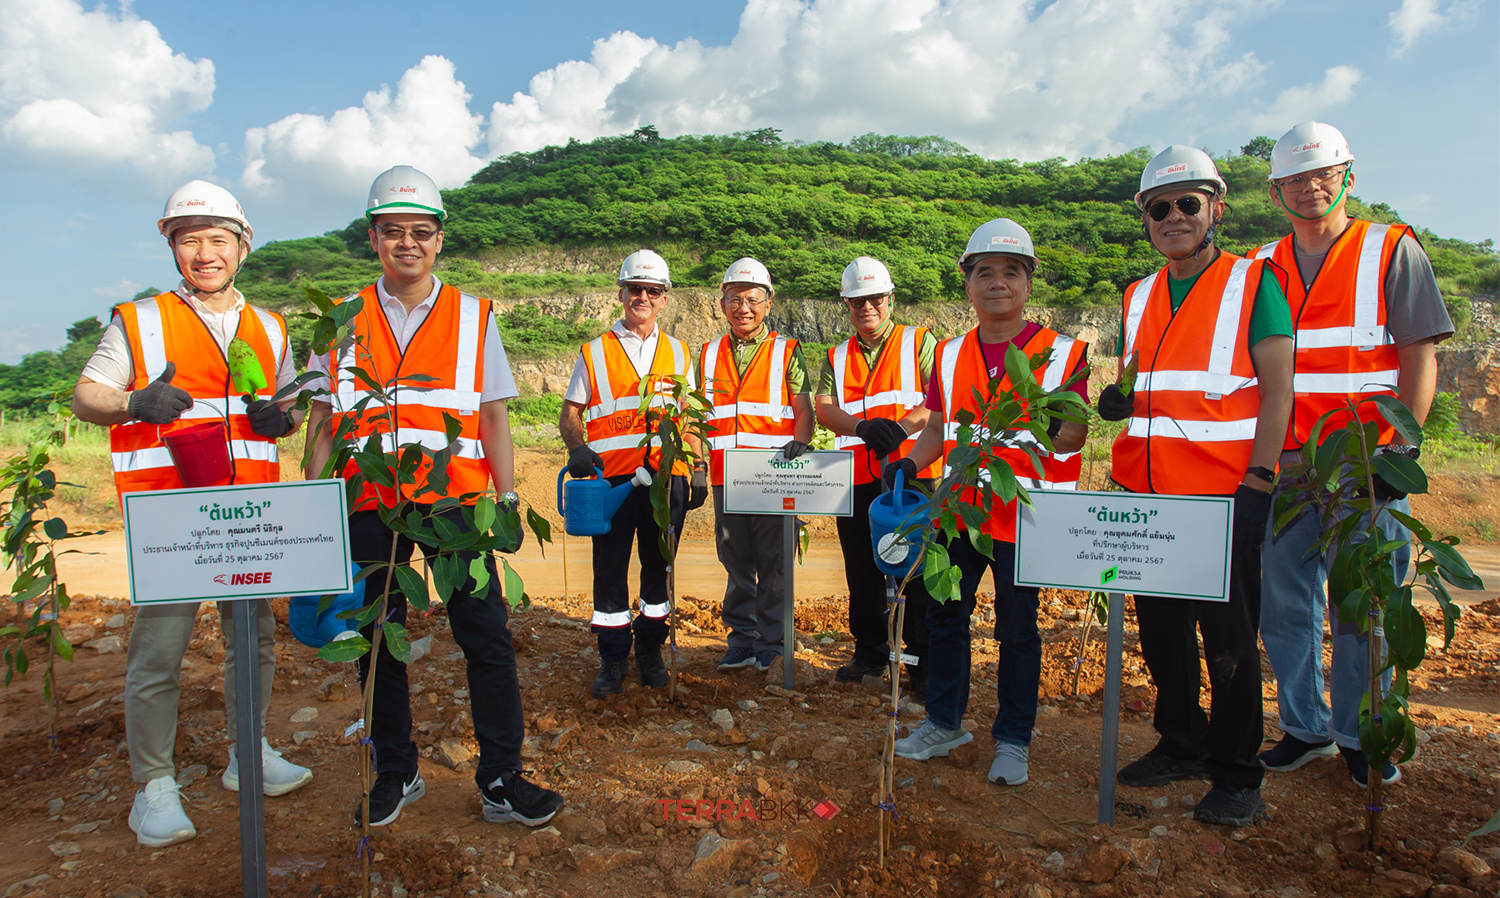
top-left (1, 449), bottom-right (1497, 898)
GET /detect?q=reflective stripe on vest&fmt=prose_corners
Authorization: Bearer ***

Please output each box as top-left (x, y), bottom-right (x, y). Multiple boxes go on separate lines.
top-left (829, 325), bottom-right (939, 484)
top-left (1112, 254), bottom-right (1266, 495)
top-left (936, 326), bottom-right (1087, 542)
top-left (109, 293), bottom-right (284, 499)
top-left (581, 330), bottom-right (692, 477)
top-left (1260, 221), bottom-right (1408, 448)
top-left (328, 284), bottom-right (493, 508)
top-left (701, 333), bottom-right (798, 485)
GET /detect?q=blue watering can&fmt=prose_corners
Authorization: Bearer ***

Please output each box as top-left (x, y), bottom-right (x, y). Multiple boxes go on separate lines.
top-left (869, 468), bottom-right (928, 579)
top-left (556, 466), bottom-right (651, 536)
top-left (289, 563), bottom-right (365, 649)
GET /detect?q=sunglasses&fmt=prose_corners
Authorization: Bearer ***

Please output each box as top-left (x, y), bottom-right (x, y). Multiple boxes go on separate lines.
top-left (1147, 195), bottom-right (1203, 222)
top-left (376, 225), bottom-right (440, 243)
top-left (624, 283), bottom-right (665, 299)
top-left (845, 294), bottom-right (888, 309)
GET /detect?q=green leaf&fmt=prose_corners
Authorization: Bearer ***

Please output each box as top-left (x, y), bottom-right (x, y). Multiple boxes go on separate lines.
top-left (431, 553), bottom-right (457, 603)
top-left (473, 496), bottom-right (497, 534)
top-left (1385, 509), bottom-right (1432, 543)
top-left (502, 557), bottom-right (525, 609)
top-left (442, 412), bottom-right (463, 444)
top-left (470, 555), bottom-right (491, 597)
top-left (432, 515), bottom-right (463, 544)
top-left (1425, 539), bottom-right (1483, 590)
top-left (317, 635), bottom-right (371, 662)
top-left (525, 506), bottom-right (552, 553)
top-left (42, 517), bottom-right (66, 540)
top-left (382, 621), bottom-right (411, 663)
top-left (1464, 806), bottom-right (1500, 847)
top-left (1371, 452), bottom-right (1427, 495)
top-left (394, 564), bottom-right (430, 612)
top-left (1369, 395), bottom-right (1422, 447)
top-left (1383, 588), bottom-right (1426, 670)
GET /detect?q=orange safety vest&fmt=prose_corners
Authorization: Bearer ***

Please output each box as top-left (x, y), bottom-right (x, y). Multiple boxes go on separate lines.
top-left (1250, 220), bottom-right (1409, 449)
top-left (700, 332), bottom-right (799, 486)
top-left (1112, 253), bottom-right (1279, 495)
top-left (829, 325), bottom-right (942, 485)
top-left (580, 328), bottom-right (692, 478)
top-left (326, 283), bottom-right (493, 509)
top-left (935, 325), bottom-right (1088, 543)
top-left (109, 292), bottom-right (284, 500)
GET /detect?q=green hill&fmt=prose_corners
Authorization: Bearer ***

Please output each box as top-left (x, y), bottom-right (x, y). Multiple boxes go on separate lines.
top-left (1, 129), bottom-right (1494, 412)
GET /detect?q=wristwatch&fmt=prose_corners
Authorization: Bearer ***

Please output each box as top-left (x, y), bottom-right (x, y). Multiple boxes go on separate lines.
top-left (1245, 466), bottom-right (1277, 483)
top-left (498, 490), bottom-right (520, 510)
top-left (1381, 445), bottom-right (1421, 461)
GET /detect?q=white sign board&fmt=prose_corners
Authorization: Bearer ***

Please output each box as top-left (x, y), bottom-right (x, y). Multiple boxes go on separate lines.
top-left (123, 479), bottom-right (352, 605)
top-left (722, 449), bottom-right (854, 516)
top-left (1014, 489), bottom-right (1233, 601)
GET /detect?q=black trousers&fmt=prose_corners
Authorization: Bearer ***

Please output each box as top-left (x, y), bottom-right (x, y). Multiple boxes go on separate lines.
top-left (351, 507), bottom-right (524, 788)
top-left (591, 475), bottom-right (688, 661)
top-left (836, 479), bottom-right (929, 669)
top-left (1134, 510), bottom-right (1265, 789)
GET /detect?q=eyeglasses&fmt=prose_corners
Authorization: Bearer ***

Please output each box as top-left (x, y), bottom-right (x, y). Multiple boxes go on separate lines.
top-left (1274, 166), bottom-right (1348, 191)
top-left (723, 297), bottom-right (768, 310)
top-left (623, 283), bottom-right (665, 299)
top-left (1147, 195), bottom-right (1203, 222)
top-left (845, 294), bottom-right (888, 309)
top-left (376, 225), bottom-right (440, 243)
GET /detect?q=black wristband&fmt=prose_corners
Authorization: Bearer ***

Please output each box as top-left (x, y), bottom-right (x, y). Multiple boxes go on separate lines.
top-left (1245, 466), bottom-right (1276, 483)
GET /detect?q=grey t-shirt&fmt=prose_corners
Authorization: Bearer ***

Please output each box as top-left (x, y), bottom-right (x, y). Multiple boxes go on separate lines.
top-left (1292, 230), bottom-right (1453, 348)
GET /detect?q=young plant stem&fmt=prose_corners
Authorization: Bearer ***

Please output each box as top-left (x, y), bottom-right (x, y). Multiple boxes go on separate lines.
top-left (45, 575), bottom-right (57, 749)
top-left (667, 519), bottom-right (680, 702)
top-left (878, 549), bottom-right (927, 868)
top-left (1355, 425), bottom-right (1384, 850)
top-left (1073, 612), bottom-right (1092, 698)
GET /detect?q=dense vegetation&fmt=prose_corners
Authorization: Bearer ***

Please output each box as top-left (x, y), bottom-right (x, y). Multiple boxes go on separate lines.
top-left (2, 129), bottom-right (1494, 411)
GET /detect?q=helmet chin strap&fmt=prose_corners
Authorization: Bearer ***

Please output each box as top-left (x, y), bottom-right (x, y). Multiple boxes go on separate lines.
top-left (1276, 167), bottom-right (1352, 221)
top-left (1143, 214), bottom-right (1222, 261)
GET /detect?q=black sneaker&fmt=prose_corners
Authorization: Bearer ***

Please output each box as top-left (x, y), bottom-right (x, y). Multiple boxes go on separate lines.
top-left (636, 643), bottom-right (669, 689)
top-left (1193, 786), bottom-right (1266, 827)
top-left (1258, 734), bottom-right (1337, 771)
top-left (1117, 749), bottom-right (1208, 787)
top-left (481, 771), bottom-right (563, 827)
top-left (835, 658), bottom-right (887, 683)
top-left (356, 770), bottom-right (425, 826)
top-left (592, 659), bottom-right (629, 698)
top-left (1340, 746), bottom-right (1401, 788)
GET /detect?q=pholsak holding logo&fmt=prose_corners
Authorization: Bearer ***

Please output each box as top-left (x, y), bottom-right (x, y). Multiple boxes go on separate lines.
top-left (122, 479), bottom-right (352, 606)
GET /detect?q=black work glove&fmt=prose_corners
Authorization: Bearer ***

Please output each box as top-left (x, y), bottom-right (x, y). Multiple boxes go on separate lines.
top-left (855, 418), bottom-right (908, 458)
top-left (1046, 414), bottom-right (1064, 440)
top-left (246, 399), bottom-right (295, 438)
top-left (686, 467), bottom-right (709, 510)
top-left (1097, 383), bottom-right (1134, 422)
top-left (498, 493), bottom-right (524, 554)
top-left (781, 440), bottom-right (811, 460)
top-left (1233, 484), bottom-right (1272, 540)
top-left (882, 457), bottom-right (917, 492)
top-left (1371, 472), bottom-right (1406, 502)
top-left (127, 362), bottom-right (193, 424)
top-left (567, 443), bottom-right (604, 478)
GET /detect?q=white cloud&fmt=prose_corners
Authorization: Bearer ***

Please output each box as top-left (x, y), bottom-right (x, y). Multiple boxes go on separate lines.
top-left (1247, 65), bottom-right (1362, 133)
top-left (92, 278), bottom-right (144, 300)
top-left (0, 0), bottom-right (215, 179)
top-left (1388, 0), bottom-right (1482, 56)
top-left (242, 55), bottom-right (487, 204)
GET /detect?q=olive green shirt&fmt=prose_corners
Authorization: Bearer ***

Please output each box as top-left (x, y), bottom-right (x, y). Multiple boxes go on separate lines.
top-left (814, 319), bottom-right (940, 397)
top-left (699, 324), bottom-right (810, 393)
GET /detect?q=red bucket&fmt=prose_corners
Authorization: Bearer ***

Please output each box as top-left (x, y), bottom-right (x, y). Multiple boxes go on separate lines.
top-left (160, 421), bottom-right (233, 487)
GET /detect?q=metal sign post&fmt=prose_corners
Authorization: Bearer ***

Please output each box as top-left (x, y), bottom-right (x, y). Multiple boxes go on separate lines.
top-left (1014, 489), bottom-right (1234, 826)
top-left (231, 601), bottom-right (268, 898)
top-left (722, 449), bottom-right (855, 691)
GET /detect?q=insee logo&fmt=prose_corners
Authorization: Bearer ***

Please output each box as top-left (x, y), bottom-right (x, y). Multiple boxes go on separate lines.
top-left (216, 572), bottom-right (273, 585)
top-left (179, 199), bottom-right (208, 208)
top-left (859, 273), bottom-right (876, 281)
top-left (991, 236), bottom-right (1021, 246)
top-left (783, 497), bottom-right (796, 510)
top-left (1292, 141), bottom-right (1322, 154)
top-left (390, 185), bottom-right (418, 194)
top-left (1156, 163), bottom-right (1189, 177)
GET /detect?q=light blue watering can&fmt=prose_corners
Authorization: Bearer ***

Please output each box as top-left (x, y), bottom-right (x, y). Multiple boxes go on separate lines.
top-left (869, 468), bottom-right (928, 579)
top-left (289, 563), bottom-right (365, 649)
top-left (556, 466), bottom-right (651, 536)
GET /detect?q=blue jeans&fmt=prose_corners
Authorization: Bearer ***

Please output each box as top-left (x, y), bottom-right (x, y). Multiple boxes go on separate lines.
top-left (924, 537), bottom-right (1040, 746)
top-left (1261, 477), bottom-right (1408, 750)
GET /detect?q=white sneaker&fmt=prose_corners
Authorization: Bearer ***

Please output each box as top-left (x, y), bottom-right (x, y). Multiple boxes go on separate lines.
top-left (988, 742), bottom-right (1029, 785)
top-left (129, 776), bottom-right (197, 848)
top-left (222, 738), bottom-right (314, 797)
top-left (893, 719), bottom-right (973, 760)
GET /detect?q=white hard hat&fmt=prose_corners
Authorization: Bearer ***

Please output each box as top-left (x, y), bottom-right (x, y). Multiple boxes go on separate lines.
top-left (1135, 146), bottom-right (1227, 210)
top-left (158, 180), bottom-right (253, 244)
top-left (366, 165), bottom-right (446, 222)
top-left (1269, 121), bottom-right (1355, 181)
top-left (840, 256), bottom-right (894, 298)
top-left (960, 218), bottom-right (1036, 272)
top-left (618, 249), bottom-right (671, 288)
top-left (721, 257), bottom-right (774, 297)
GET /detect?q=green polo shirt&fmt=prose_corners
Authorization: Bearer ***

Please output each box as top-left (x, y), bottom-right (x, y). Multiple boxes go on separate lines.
top-left (1114, 264), bottom-right (1293, 355)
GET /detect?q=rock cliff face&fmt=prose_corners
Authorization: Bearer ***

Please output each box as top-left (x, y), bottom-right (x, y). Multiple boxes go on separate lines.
top-left (499, 290), bottom-right (1496, 439)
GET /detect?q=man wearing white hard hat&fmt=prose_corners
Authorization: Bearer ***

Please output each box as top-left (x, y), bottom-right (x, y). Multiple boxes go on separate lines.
top-left (815, 256), bottom-right (935, 698)
top-left (1251, 123), bottom-right (1452, 788)
top-left (699, 257), bottom-right (814, 672)
top-left (304, 165), bottom-right (562, 829)
top-left (72, 181), bottom-right (309, 847)
top-left (884, 219), bottom-right (1089, 787)
top-left (560, 249), bottom-right (699, 698)
top-left (1097, 147), bottom-right (1294, 826)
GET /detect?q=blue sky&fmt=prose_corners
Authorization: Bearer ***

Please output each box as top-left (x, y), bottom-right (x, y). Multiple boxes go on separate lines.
top-left (0, 0), bottom-right (1495, 363)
